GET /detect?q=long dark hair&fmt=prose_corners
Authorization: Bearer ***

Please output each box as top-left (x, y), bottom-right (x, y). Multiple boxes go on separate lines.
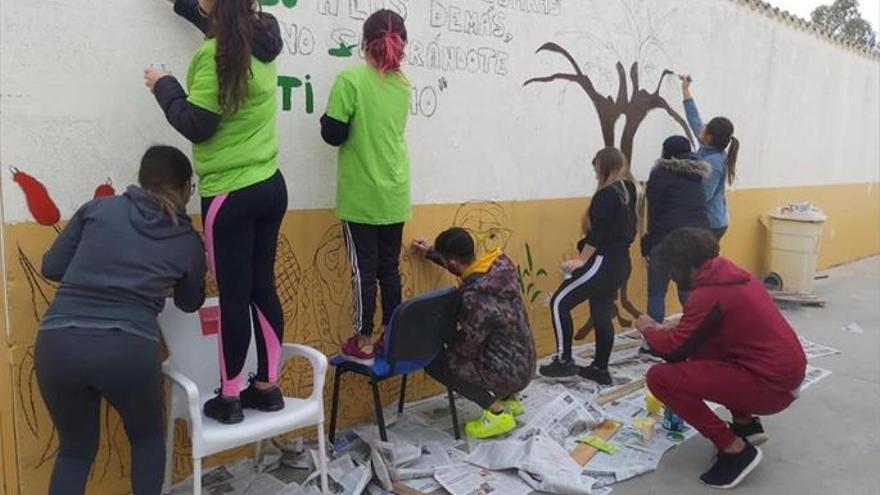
top-left (363, 9), bottom-right (407, 74)
top-left (705, 117), bottom-right (739, 185)
top-left (211, 0), bottom-right (260, 113)
top-left (139, 146), bottom-right (193, 225)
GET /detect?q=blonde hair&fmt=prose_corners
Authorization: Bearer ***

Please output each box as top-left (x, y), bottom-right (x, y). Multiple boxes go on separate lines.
top-left (583, 147), bottom-right (644, 235)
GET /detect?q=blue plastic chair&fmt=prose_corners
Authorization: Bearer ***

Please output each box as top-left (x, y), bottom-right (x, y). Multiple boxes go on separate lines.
top-left (328, 287), bottom-right (462, 442)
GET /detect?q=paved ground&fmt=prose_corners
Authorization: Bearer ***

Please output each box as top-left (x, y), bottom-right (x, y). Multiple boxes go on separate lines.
top-left (614, 256), bottom-right (880, 495)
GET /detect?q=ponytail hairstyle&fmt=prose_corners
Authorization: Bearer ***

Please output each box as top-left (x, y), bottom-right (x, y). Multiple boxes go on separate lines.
top-left (590, 147), bottom-right (644, 232)
top-left (363, 9), bottom-right (407, 74)
top-left (211, 0), bottom-right (259, 113)
top-left (592, 147), bottom-right (629, 190)
top-left (705, 117), bottom-right (739, 185)
top-left (139, 146), bottom-right (193, 226)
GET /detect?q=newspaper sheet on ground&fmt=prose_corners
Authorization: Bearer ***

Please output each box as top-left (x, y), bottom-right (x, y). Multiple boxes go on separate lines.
top-left (516, 388), bottom-right (603, 450)
top-left (465, 432), bottom-right (597, 494)
top-left (318, 454), bottom-right (372, 495)
top-left (170, 460), bottom-right (290, 495)
top-left (434, 463), bottom-right (533, 495)
top-left (798, 336), bottom-right (841, 360)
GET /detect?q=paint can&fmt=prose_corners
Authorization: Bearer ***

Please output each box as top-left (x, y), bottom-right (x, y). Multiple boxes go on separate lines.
top-left (662, 406), bottom-right (683, 432)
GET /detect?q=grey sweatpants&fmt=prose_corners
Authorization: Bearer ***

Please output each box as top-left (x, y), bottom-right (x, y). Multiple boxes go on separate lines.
top-left (35, 327), bottom-right (165, 495)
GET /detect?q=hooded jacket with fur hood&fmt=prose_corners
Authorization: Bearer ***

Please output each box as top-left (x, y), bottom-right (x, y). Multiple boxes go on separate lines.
top-left (642, 155), bottom-right (711, 257)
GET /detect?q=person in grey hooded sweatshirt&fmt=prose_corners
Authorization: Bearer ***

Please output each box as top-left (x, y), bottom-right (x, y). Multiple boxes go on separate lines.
top-left (35, 145), bottom-right (206, 495)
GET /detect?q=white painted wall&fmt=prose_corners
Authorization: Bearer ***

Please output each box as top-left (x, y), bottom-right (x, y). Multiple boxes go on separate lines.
top-left (1, 0), bottom-right (878, 223)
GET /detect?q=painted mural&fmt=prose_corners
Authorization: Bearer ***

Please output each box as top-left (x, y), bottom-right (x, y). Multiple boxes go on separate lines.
top-left (2, 0), bottom-right (878, 493)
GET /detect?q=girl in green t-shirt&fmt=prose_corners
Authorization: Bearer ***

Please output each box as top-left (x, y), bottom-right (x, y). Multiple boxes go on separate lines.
top-left (321, 10), bottom-right (412, 365)
top-left (145, 0), bottom-right (287, 425)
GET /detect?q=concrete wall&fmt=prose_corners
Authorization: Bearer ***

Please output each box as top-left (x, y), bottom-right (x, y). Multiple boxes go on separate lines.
top-left (1, 0), bottom-right (878, 493)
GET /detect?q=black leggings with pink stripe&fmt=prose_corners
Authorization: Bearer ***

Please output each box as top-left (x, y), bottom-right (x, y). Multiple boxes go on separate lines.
top-left (202, 171), bottom-right (288, 398)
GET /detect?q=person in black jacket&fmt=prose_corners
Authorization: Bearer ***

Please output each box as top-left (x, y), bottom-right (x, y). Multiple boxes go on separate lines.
top-left (642, 136), bottom-right (710, 323)
top-left (539, 148), bottom-right (638, 384)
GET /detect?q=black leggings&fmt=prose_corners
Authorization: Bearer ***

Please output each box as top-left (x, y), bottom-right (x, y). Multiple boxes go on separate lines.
top-left (342, 222), bottom-right (404, 337)
top-left (550, 253), bottom-right (631, 367)
top-left (426, 352), bottom-right (496, 409)
top-left (202, 171), bottom-right (288, 397)
top-left (35, 328), bottom-right (164, 495)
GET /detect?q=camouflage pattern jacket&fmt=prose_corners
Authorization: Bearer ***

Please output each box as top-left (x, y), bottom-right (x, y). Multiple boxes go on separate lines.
top-left (431, 250), bottom-right (537, 396)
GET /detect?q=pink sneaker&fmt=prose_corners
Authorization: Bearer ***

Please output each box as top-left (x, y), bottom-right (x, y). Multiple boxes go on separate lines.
top-left (341, 335), bottom-right (375, 366)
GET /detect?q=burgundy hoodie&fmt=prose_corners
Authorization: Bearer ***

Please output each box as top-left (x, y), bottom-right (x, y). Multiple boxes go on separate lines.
top-left (643, 257), bottom-right (807, 390)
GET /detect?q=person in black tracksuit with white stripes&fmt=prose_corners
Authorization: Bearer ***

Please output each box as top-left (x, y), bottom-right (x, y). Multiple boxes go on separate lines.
top-left (539, 147), bottom-right (638, 384)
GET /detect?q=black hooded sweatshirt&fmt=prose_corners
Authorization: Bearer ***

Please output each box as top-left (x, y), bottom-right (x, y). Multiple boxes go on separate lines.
top-left (41, 187), bottom-right (206, 341)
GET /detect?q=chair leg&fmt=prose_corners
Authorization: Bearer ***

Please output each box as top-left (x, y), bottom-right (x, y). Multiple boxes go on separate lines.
top-left (371, 380), bottom-right (388, 442)
top-left (447, 388), bottom-right (461, 440)
top-left (162, 405), bottom-right (175, 494)
top-left (329, 366), bottom-right (343, 443)
top-left (254, 439), bottom-right (263, 468)
top-left (316, 421), bottom-right (330, 495)
top-left (192, 457), bottom-right (203, 495)
top-left (397, 374), bottom-right (408, 414)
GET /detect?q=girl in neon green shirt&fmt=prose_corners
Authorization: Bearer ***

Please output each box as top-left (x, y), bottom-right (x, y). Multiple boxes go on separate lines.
top-left (146, 0), bottom-right (287, 424)
top-left (321, 10), bottom-right (412, 365)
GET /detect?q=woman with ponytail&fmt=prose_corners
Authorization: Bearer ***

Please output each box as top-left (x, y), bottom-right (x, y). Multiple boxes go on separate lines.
top-left (145, 0), bottom-right (288, 424)
top-left (320, 10), bottom-right (411, 365)
top-left (36, 146), bottom-right (205, 494)
top-left (681, 74), bottom-right (739, 240)
top-left (539, 148), bottom-right (638, 384)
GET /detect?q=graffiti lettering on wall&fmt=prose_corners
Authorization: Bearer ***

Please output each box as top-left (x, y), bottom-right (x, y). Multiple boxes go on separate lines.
top-left (429, 0), bottom-right (510, 41)
top-left (486, 0), bottom-right (563, 16)
top-left (261, 0), bottom-right (298, 8)
top-left (316, 0), bottom-right (409, 20)
top-left (277, 74), bottom-right (315, 113)
top-left (407, 39), bottom-right (510, 77)
top-left (279, 21), bottom-right (316, 56)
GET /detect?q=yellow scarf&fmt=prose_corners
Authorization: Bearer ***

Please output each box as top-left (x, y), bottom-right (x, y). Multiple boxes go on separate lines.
top-left (461, 248), bottom-right (503, 280)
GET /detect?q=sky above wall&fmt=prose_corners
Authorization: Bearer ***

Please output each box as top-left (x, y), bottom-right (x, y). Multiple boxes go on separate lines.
top-left (770, 0), bottom-right (880, 31)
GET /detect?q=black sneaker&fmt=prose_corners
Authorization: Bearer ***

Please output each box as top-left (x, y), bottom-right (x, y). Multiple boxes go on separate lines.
top-left (204, 394), bottom-right (244, 424)
top-left (538, 356), bottom-right (579, 379)
top-left (729, 418), bottom-right (768, 445)
top-left (240, 377), bottom-right (285, 412)
top-left (700, 443), bottom-right (763, 489)
top-left (578, 364), bottom-right (613, 385)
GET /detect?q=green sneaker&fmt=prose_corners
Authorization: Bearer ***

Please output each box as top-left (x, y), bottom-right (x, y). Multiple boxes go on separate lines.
top-left (465, 410), bottom-right (516, 439)
top-left (502, 398), bottom-right (525, 417)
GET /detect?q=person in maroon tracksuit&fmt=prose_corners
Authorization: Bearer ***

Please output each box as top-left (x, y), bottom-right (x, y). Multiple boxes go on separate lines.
top-left (636, 227), bottom-right (806, 490)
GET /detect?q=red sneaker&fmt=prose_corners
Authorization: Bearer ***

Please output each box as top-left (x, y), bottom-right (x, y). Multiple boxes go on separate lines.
top-left (341, 335), bottom-right (375, 366)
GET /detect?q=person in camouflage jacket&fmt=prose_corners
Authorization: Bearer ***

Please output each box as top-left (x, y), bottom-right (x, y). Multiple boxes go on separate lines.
top-left (412, 227), bottom-right (536, 438)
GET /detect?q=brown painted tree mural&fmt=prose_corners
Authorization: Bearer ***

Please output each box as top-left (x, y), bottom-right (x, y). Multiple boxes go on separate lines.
top-left (523, 42), bottom-right (693, 164)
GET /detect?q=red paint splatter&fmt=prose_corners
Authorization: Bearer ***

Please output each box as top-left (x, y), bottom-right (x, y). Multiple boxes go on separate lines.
top-left (10, 167), bottom-right (60, 227)
top-left (93, 178), bottom-right (115, 199)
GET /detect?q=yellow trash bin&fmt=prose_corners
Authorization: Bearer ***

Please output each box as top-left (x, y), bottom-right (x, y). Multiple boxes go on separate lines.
top-left (767, 203), bottom-right (827, 294)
